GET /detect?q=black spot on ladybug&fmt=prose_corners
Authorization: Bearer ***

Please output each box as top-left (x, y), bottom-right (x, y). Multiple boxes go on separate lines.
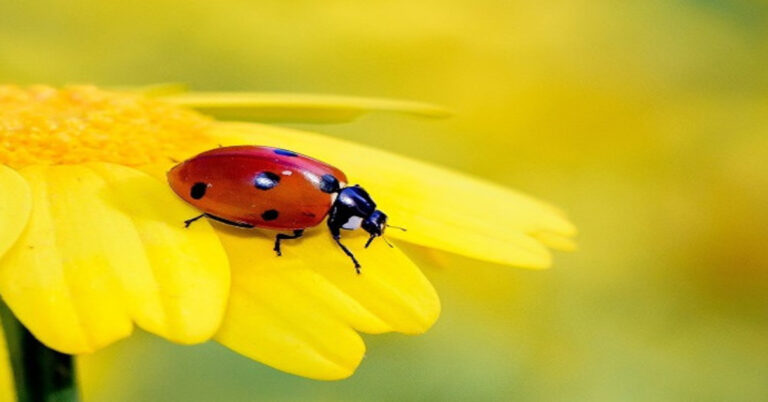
top-left (254, 171), bottom-right (280, 190)
top-left (319, 174), bottom-right (340, 193)
top-left (190, 182), bottom-right (208, 199)
top-left (274, 149), bottom-right (298, 157)
top-left (261, 209), bottom-right (279, 221)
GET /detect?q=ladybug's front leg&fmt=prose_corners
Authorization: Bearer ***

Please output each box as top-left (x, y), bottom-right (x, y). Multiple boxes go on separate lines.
top-left (273, 229), bottom-right (305, 256)
top-left (329, 227), bottom-right (362, 274)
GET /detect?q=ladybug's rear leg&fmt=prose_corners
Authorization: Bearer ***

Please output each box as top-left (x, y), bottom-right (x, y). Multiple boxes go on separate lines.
top-left (274, 229), bottom-right (305, 256)
top-left (184, 214), bottom-right (205, 228)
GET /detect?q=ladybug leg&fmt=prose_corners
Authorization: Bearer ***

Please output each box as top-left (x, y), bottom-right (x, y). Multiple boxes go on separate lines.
top-left (328, 220), bottom-right (362, 274)
top-left (333, 236), bottom-right (360, 275)
top-left (273, 229), bottom-right (305, 256)
top-left (329, 228), bottom-right (361, 274)
top-left (184, 214), bottom-right (205, 228)
top-left (333, 236), bottom-right (362, 274)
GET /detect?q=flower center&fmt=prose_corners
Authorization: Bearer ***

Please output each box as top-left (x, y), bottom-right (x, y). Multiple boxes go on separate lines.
top-left (0, 85), bottom-right (214, 168)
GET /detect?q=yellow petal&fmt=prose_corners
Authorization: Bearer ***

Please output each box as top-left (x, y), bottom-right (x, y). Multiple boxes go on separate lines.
top-left (0, 316), bottom-right (15, 402)
top-left (214, 224), bottom-right (439, 380)
top-left (160, 92), bottom-right (450, 123)
top-left (208, 122), bottom-right (576, 268)
top-left (0, 165), bottom-right (31, 259)
top-left (0, 163), bottom-right (229, 354)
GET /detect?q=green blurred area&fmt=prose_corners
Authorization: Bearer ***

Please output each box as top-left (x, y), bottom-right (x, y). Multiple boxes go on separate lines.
top-left (3, 0), bottom-right (768, 400)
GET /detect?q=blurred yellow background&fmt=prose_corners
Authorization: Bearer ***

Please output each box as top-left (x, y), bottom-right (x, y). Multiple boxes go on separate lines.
top-left (2, 0), bottom-right (768, 400)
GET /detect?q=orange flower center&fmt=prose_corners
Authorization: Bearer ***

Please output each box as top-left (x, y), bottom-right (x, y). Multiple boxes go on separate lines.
top-left (0, 85), bottom-right (213, 168)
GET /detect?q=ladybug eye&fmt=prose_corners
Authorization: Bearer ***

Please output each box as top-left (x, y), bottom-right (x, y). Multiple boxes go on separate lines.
top-left (190, 182), bottom-right (208, 199)
top-left (254, 171), bottom-right (281, 190)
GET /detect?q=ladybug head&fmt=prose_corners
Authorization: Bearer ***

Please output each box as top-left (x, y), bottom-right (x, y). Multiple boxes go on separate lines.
top-left (362, 210), bottom-right (387, 245)
top-left (362, 210), bottom-right (405, 248)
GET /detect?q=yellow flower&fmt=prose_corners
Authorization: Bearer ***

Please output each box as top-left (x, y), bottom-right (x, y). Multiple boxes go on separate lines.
top-left (0, 85), bottom-right (575, 380)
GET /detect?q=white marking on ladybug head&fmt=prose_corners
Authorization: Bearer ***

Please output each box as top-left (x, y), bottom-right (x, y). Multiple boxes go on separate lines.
top-left (342, 216), bottom-right (363, 230)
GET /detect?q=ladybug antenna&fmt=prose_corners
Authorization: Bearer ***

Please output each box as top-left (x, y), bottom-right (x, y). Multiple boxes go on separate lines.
top-left (365, 234), bottom-right (395, 249)
top-left (386, 224), bottom-right (407, 231)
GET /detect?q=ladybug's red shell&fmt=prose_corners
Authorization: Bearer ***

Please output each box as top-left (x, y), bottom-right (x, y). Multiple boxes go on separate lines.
top-left (168, 146), bottom-right (347, 230)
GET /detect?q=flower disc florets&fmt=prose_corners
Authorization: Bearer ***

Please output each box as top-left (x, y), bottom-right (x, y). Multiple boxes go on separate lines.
top-left (0, 85), bottom-right (212, 168)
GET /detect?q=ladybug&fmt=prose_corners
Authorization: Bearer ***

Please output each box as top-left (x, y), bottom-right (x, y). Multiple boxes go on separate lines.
top-left (167, 145), bottom-right (395, 273)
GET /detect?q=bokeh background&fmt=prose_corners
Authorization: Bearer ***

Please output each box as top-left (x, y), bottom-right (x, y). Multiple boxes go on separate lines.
top-left (2, 0), bottom-right (768, 400)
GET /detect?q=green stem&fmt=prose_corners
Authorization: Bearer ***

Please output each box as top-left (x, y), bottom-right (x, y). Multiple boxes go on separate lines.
top-left (0, 301), bottom-right (79, 402)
